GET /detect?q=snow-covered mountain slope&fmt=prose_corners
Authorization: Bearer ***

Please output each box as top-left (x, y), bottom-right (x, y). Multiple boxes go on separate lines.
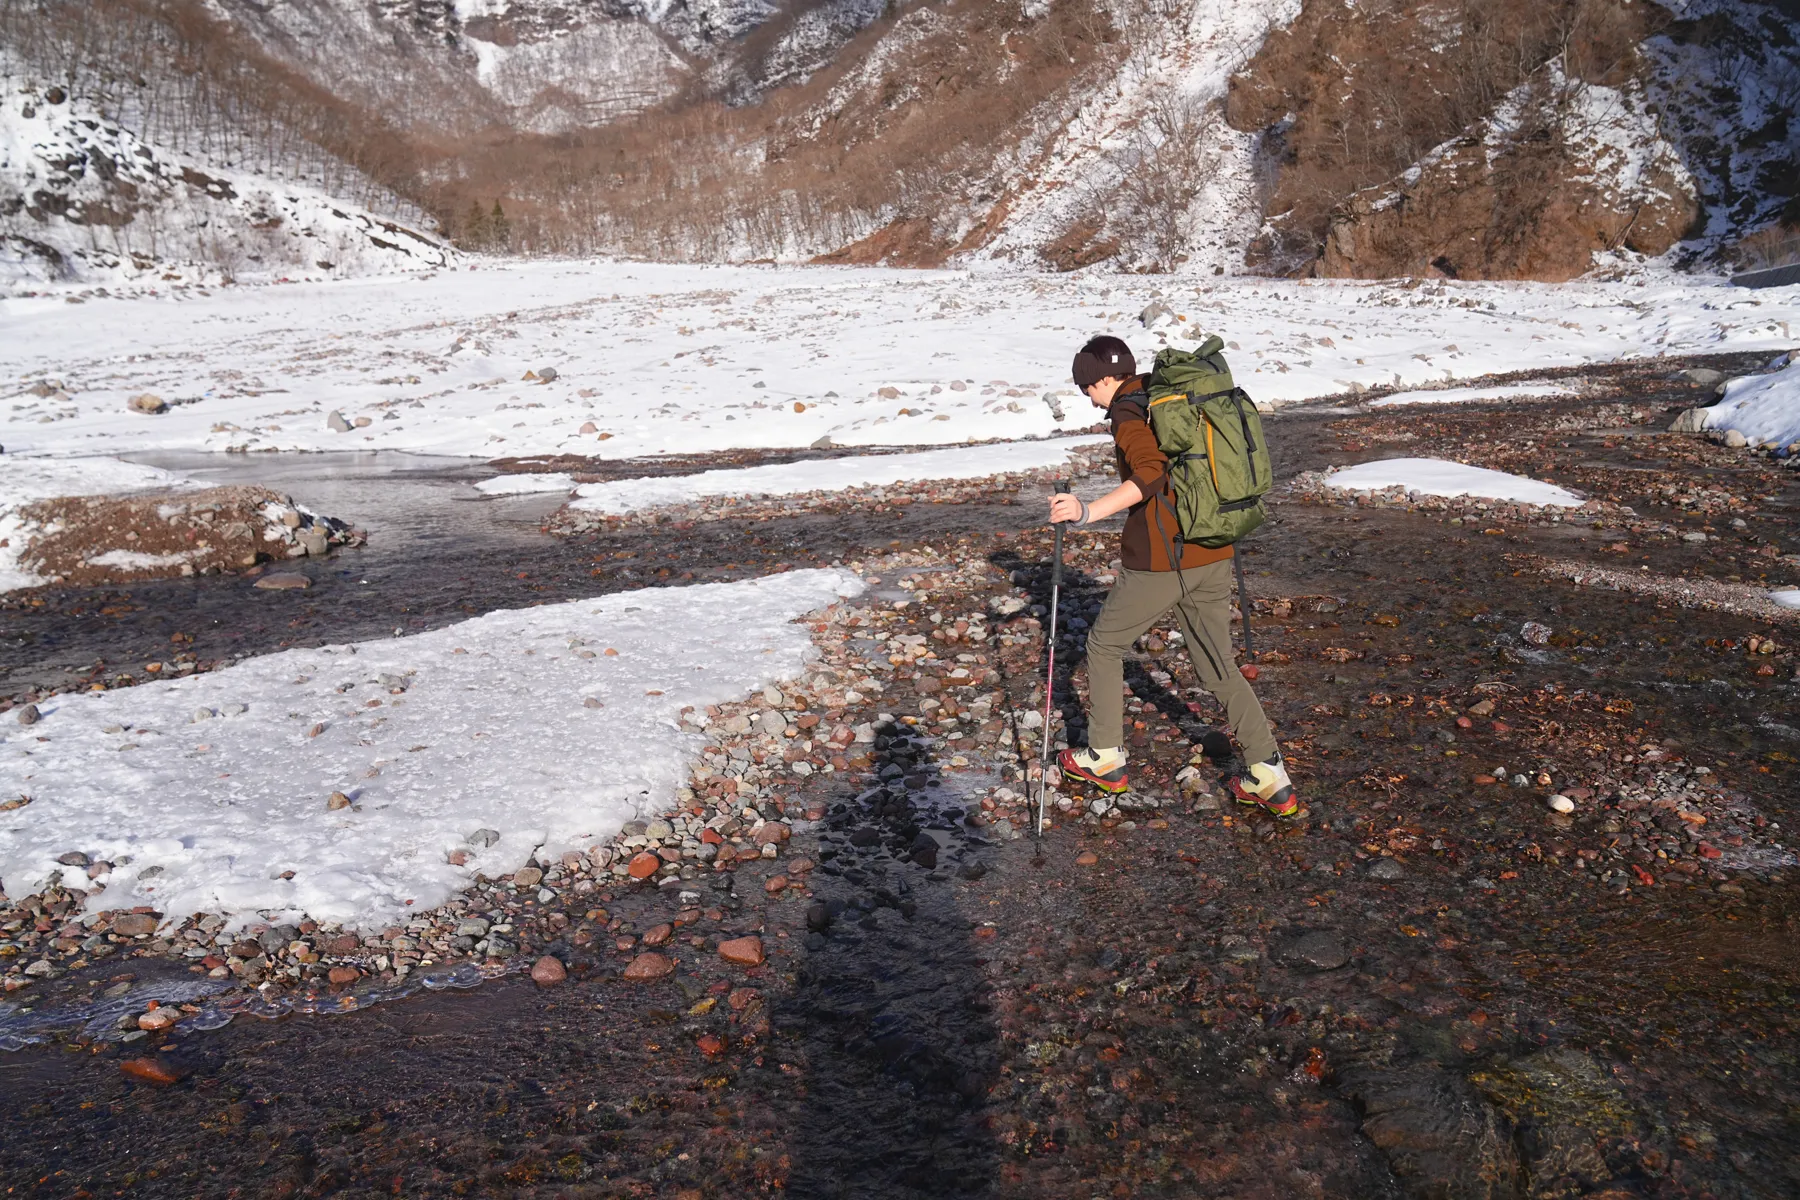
top-left (1318, 70), bottom-right (1699, 281)
top-left (0, 84), bottom-right (454, 291)
top-left (970, 0), bottom-right (1299, 273)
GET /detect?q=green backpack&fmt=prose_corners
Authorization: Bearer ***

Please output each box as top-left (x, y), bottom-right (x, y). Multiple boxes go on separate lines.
top-left (1142, 336), bottom-right (1272, 549)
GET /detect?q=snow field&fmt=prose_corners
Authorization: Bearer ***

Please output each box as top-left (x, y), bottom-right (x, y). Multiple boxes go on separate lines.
top-left (0, 457), bottom-right (200, 591)
top-left (0, 569), bottom-right (863, 932)
top-left (4, 262), bottom-right (1798, 464)
top-left (562, 438), bottom-right (1107, 515)
top-left (1324, 458), bottom-right (1584, 508)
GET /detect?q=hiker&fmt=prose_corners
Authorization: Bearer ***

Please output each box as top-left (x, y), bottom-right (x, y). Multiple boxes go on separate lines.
top-left (1047, 334), bottom-right (1298, 817)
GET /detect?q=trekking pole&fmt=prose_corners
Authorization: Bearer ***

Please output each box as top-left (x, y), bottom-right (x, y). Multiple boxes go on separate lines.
top-left (1038, 478), bottom-right (1069, 838)
top-left (1233, 549), bottom-right (1255, 661)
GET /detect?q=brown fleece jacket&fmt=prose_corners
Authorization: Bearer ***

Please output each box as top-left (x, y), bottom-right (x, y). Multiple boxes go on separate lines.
top-left (1108, 377), bottom-right (1233, 572)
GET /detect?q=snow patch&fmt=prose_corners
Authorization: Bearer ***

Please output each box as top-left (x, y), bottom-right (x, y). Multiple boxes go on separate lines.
top-left (1699, 360), bottom-right (1800, 449)
top-left (0, 569), bottom-right (863, 932)
top-left (474, 472), bottom-right (578, 495)
top-left (1369, 381), bottom-right (1580, 407)
top-left (1324, 457), bottom-right (1582, 508)
top-left (1771, 589), bottom-right (1800, 611)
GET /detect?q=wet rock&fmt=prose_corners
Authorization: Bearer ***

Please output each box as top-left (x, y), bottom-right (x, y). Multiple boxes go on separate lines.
top-left (1075, 850), bottom-right (1099, 866)
top-left (297, 527), bottom-right (329, 557)
top-left (530, 955), bottom-right (567, 986)
top-left (56, 850), bottom-right (90, 867)
top-left (1368, 858), bottom-right (1405, 881)
top-left (454, 918), bottom-right (489, 938)
top-left (764, 874), bottom-right (789, 894)
top-left (1548, 794), bottom-right (1575, 814)
top-left (327, 965), bottom-right (360, 985)
top-left (1346, 1064), bottom-right (1521, 1199)
top-left (229, 940), bottom-right (263, 960)
top-left (119, 1057), bottom-right (186, 1086)
top-left (623, 952), bottom-right (674, 980)
top-left (1520, 621), bottom-right (1552, 646)
top-left (628, 852), bottom-right (662, 879)
top-left (513, 866), bottom-right (543, 888)
top-left (1277, 930), bottom-right (1351, 971)
top-left (641, 923), bottom-right (673, 946)
top-left (806, 902), bottom-right (832, 932)
top-left (253, 573), bottom-right (311, 590)
top-left (718, 936), bottom-right (765, 966)
top-left (695, 1033), bottom-right (725, 1056)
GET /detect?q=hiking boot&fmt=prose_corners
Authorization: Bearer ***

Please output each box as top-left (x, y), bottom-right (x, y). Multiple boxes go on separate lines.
top-left (1058, 746), bottom-right (1129, 794)
top-left (1227, 757), bottom-right (1300, 817)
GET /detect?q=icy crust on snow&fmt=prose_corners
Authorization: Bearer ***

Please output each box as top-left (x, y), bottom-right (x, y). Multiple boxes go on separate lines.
top-left (0, 86), bottom-right (453, 290)
top-left (1369, 382), bottom-right (1580, 407)
top-left (566, 438), bottom-right (1107, 515)
top-left (1772, 589), bottom-right (1800, 611)
top-left (4, 262), bottom-right (1799, 461)
top-left (0, 457), bottom-right (200, 591)
top-left (1700, 360), bottom-right (1800, 449)
top-left (0, 570), bottom-right (864, 932)
top-left (1324, 458), bottom-right (1582, 508)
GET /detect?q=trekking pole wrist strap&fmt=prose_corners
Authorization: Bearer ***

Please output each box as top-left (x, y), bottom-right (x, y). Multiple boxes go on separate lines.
top-left (1077, 499), bottom-right (1091, 525)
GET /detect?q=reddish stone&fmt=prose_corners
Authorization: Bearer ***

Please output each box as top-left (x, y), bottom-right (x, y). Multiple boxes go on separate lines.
top-left (622, 952), bottom-right (675, 980)
top-left (326, 933), bottom-right (360, 954)
top-left (1491, 721), bottom-right (1511, 734)
top-left (1473, 775), bottom-right (1498, 785)
top-left (137, 1007), bottom-right (180, 1031)
top-left (718, 936), bottom-right (765, 967)
top-left (1240, 664), bottom-right (1259, 681)
top-left (795, 713), bottom-right (821, 729)
top-left (728, 987), bottom-right (760, 1011)
top-left (1455, 716), bottom-right (1473, 729)
top-left (1075, 850), bottom-right (1099, 866)
top-left (229, 941), bottom-right (263, 960)
top-left (201, 955), bottom-right (226, 970)
top-left (764, 875), bottom-right (789, 895)
top-left (786, 858), bottom-right (814, 875)
top-left (627, 852), bottom-right (661, 879)
top-left (120, 1058), bottom-right (185, 1086)
top-left (695, 1033), bottom-right (726, 1056)
top-left (530, 956), bottom-right (567, 986)
top-left (614, 936), bottom-right (637, 952)
top-left (641, 923), bottom-right (673, 946)
top-left (1697, 843), bottom-right (1723, 859)
top-left (327, 965), bottom-right (360, 986)
top-left (753, 822), bottom-right (791, 846)
top-left (111, 913), bottom-right (159, 937)
top-left (700, 828), bottom-right (723, 845)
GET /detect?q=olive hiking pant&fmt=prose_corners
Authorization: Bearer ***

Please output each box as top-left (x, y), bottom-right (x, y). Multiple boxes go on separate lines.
top-left (1083, 560), bottom-right (1278, 764)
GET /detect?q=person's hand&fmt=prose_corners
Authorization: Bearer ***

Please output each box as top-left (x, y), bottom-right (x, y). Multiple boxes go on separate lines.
top-left (1048, 493), bottom-right (1085, 524)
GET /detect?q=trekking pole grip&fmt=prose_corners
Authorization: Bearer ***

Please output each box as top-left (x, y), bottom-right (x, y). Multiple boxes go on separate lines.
top-left (1050, 478), bottom-right (1069, 586)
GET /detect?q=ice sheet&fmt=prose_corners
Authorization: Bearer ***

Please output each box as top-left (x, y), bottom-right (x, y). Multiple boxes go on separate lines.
top-left (567, 438), bottom-right (1106, 515)
top-left (0, 569), bottom-right (863, 931)
top-left (1323, 457), bottom-right (1583, 507)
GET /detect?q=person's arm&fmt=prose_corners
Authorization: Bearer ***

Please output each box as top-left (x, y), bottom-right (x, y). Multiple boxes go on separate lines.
top-left (1049, 401), bottom-right (1164, 525)
top-left (1049, 480), bottom-right (1142, 524)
